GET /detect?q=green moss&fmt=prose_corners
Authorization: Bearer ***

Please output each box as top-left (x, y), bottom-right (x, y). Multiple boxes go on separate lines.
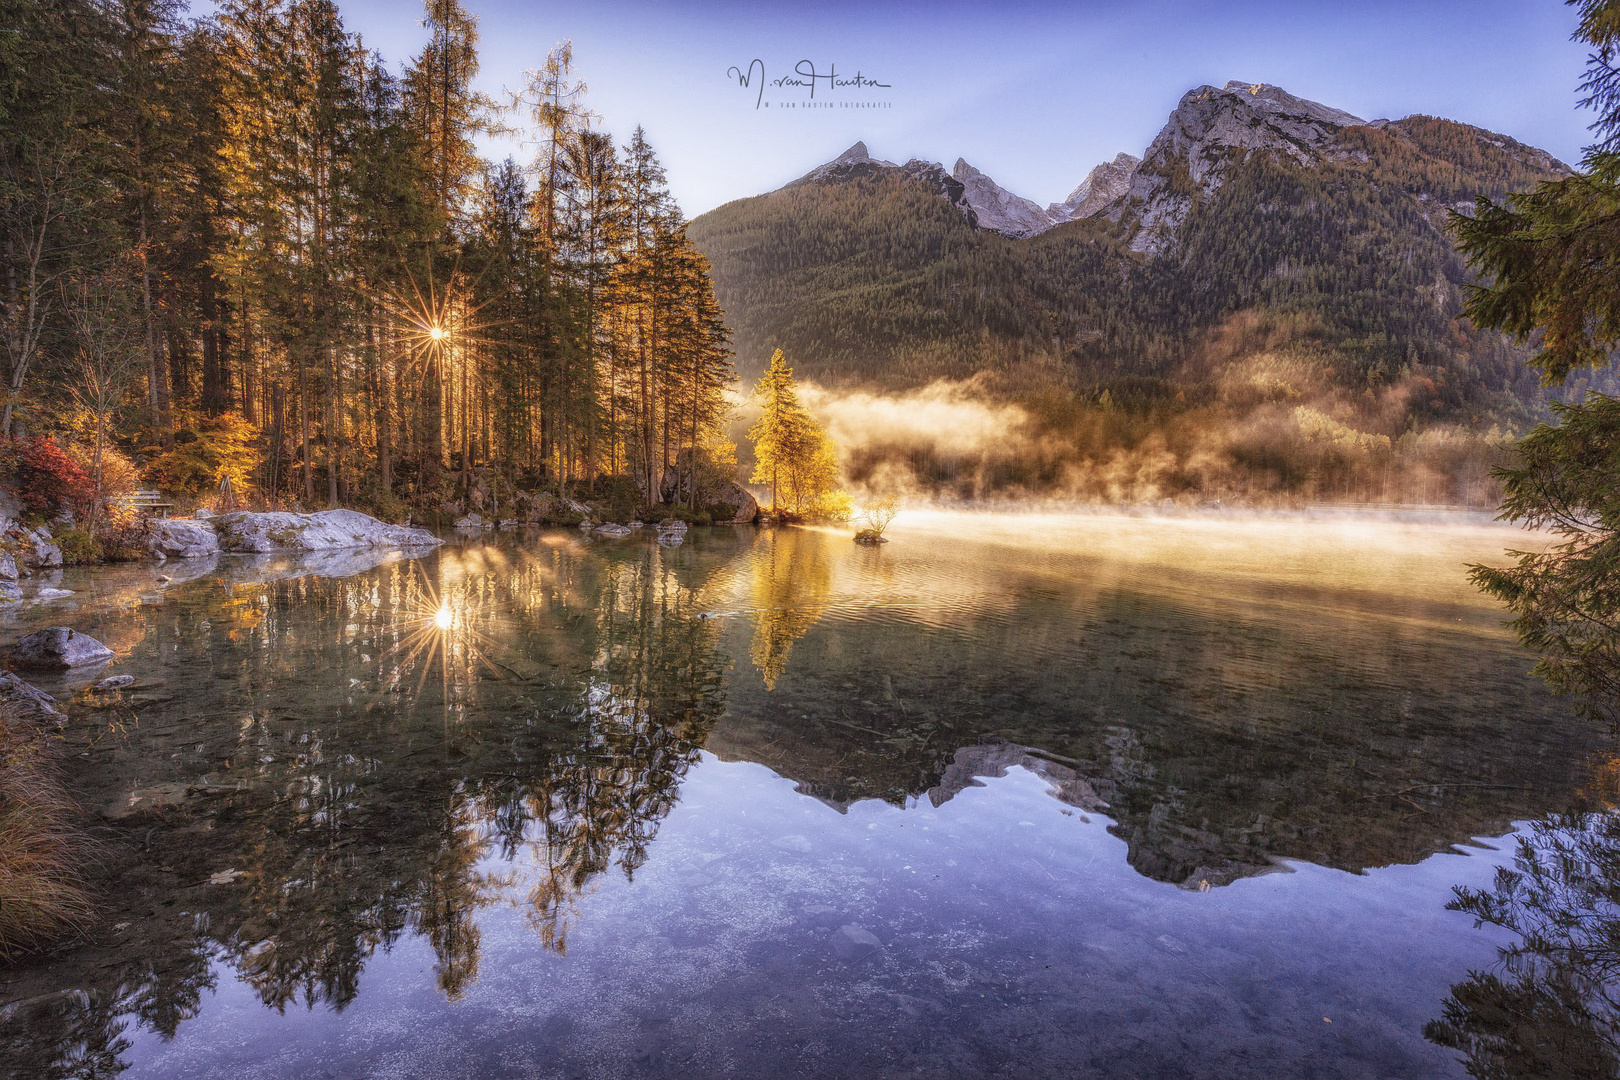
top-left (53, 527), bottom-right (102, 566)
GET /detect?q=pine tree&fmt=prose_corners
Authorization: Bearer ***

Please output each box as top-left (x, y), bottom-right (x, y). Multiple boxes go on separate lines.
top-left (1459, 0), bottom-right (1620, 722)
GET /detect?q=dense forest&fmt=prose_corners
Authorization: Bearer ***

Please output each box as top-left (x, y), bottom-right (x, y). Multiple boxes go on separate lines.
top-left (1, 0), bottom-right (734, 529)
top-left (689, 108), bottom-right (1601, 505)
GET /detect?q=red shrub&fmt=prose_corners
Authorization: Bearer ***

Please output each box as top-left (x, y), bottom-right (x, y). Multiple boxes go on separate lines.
top-left (0, 437), bottom-right (95, 517)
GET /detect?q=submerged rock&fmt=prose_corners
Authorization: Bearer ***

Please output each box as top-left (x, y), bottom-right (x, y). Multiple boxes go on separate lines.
top-left (214, 509), bottom-right (441, 553)
top-left (831, 924), bottom-right (881, 961)
top-left (0, 671), bottom-right (66, 725)
top-left (94, 675), bottom-right (135, 690)
top-left (593, 523), bottom-right (633, 538)
top-left (146, 518), bottom-right (220, 560)
top-left (34, 587), bottom-right (73, 601)
top-left (10, 627), bottom-right (114, 670)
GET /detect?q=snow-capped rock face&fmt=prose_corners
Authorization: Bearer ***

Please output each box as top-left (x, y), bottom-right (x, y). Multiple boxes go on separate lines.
top-left (951, 159), bottom-right (1059, 238)
top-left (1049, 152), bottom-right (1140, 221)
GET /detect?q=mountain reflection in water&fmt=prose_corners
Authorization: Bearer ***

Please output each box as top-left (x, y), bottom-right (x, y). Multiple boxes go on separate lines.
top-left (0, 513), bottom-right (1613, 1080)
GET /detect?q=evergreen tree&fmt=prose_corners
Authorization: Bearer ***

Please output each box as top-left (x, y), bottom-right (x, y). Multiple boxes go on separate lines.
top-left (1459, 0), bottom-right (1620, 722)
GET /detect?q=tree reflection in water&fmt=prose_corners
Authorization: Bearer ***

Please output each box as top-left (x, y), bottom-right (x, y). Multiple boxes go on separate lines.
top-left (745, 527), bottom-right (832, 690)
top-left (1427, 761), bottom-right (1620, 1079)
top-left (0, 535), bottom-right (737, 1078)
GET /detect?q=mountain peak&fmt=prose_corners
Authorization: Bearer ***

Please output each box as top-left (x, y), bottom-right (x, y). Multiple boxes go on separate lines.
top-left (1050, 152), bottom-right (1140, 221)
top-left (950, 158), bottom-right (1058, 238)
top-left (1214, 81), bottom-right (1365, 127)
top-left (794, 141), bottom-right (898, 186)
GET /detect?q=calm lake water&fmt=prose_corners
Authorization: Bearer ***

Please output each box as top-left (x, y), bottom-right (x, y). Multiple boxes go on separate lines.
top-left (1, 511), bottom-right (1614, 1079)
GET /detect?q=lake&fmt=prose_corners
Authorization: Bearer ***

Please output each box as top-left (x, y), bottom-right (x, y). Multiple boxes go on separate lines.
top-left (1, 511), bottom-right (1613, 1079)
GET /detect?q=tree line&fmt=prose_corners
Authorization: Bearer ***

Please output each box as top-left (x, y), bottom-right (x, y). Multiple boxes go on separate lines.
top-left (0, 0), bottom-right (735, 520)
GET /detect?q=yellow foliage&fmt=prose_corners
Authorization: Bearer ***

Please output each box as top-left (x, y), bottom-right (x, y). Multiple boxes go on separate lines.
top-left (144, 412), bottom-right (260, 498)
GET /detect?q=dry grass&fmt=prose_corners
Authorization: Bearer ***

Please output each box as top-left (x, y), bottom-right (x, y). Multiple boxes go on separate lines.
top-left (0, 706), bottom-right (93, 958)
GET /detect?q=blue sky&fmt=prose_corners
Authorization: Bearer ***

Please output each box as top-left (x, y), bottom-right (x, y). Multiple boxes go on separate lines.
top-left (196, 1), bottom-right (1595, 217)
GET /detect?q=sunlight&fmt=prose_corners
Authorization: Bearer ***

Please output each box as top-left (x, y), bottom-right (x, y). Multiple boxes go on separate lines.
top-left (434, 603), bottom-right (453, 630)
top-left (428, 325), bottom-right (446, 341)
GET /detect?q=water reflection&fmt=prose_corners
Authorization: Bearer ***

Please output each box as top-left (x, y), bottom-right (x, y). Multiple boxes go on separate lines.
top-left (1426, 762), bottom-right (1620, 1079)
top-left (0, 517), bottom-right (1611, 1079)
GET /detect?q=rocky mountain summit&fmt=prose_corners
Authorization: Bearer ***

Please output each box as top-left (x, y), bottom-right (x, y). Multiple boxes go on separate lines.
top-left (783, 80), bottom-right (1565, 253)
top-left (1048, 152), bottom-right (1140, 221)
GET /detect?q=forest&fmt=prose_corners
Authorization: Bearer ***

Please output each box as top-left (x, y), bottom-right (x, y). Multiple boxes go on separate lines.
top-left (1, 0), bottom-right (736, 540)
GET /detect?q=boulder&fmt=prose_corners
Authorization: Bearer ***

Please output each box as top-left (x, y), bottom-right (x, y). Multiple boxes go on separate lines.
top-left (854, 529), bottom-right (889, 544)
top-left (95, 674), bottom-right (135, 690)
top-left (453, 513), bottom-right (483, 529)
top-left (0, 581), bottom-right (20, 604)
top-left (0, 552), bottom-right (16, 581)
top-left (657, 462), bottom-right (759, 524)
top-left (10, 627), bottom-right (115, 670)
top-left (593, 523), bottom-right (633, 538)
top-left (0, 671), bottom-right (66, 725)
top-left (11, 525), bottom-right (62, 570)
top-left (147, 518), bottom-right (221, 560)
top-left (709, 481), bottom-right (759, 524)
top-left (213, 510), bottom-right (442, 553)
top-left (513, 491), bottom-right (554, 523)
top-left (35, 587), bottom-right (73, 601)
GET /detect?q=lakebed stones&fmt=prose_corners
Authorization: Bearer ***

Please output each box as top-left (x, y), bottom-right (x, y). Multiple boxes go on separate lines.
top-left (34, 587), bottom-right (74, 601)
top-left (0, 671), bottom-right (67, 725)
top-left (146, 518), bottom-right (221, 560)
top-left (10, 627), bottom-right (114, 670)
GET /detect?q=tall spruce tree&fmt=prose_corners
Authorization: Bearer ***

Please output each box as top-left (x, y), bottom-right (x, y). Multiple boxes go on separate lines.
top-left (1457, 0), bottom-right (1620, 721)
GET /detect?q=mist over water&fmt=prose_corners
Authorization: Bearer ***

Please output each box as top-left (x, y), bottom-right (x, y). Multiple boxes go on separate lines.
top-left (0, 513), bottom-right (1608, 1080)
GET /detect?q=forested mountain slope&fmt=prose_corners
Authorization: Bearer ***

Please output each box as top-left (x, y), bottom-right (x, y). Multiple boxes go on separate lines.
top-left (689, 82), bottom-right (1570, 437)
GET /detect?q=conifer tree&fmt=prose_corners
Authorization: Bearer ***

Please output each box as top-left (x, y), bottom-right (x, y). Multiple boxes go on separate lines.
top-left (1458, 0), bottom-right (1620, 721)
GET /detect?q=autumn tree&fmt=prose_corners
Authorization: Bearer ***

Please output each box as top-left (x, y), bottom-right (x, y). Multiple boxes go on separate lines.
top-left (747, 349), bottom-right (843, 515)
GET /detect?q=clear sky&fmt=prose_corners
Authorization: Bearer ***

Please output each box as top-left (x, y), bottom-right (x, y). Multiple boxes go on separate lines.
top-left (195, 0), bottom-right (1596, 218)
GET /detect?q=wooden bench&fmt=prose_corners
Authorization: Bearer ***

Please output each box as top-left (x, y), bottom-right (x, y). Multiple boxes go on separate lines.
top-left (108, 490), bottom-right (175, 518)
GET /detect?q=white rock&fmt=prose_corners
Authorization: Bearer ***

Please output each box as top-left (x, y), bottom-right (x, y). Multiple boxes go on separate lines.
top-left (214, 510), bottom-right (441, 553)
top-left (146, 518), bottom-right (220, 560)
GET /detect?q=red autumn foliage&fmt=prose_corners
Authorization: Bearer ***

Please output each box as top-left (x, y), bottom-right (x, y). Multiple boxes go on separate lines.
top-left (0, 437), bottom-right (95, 516)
